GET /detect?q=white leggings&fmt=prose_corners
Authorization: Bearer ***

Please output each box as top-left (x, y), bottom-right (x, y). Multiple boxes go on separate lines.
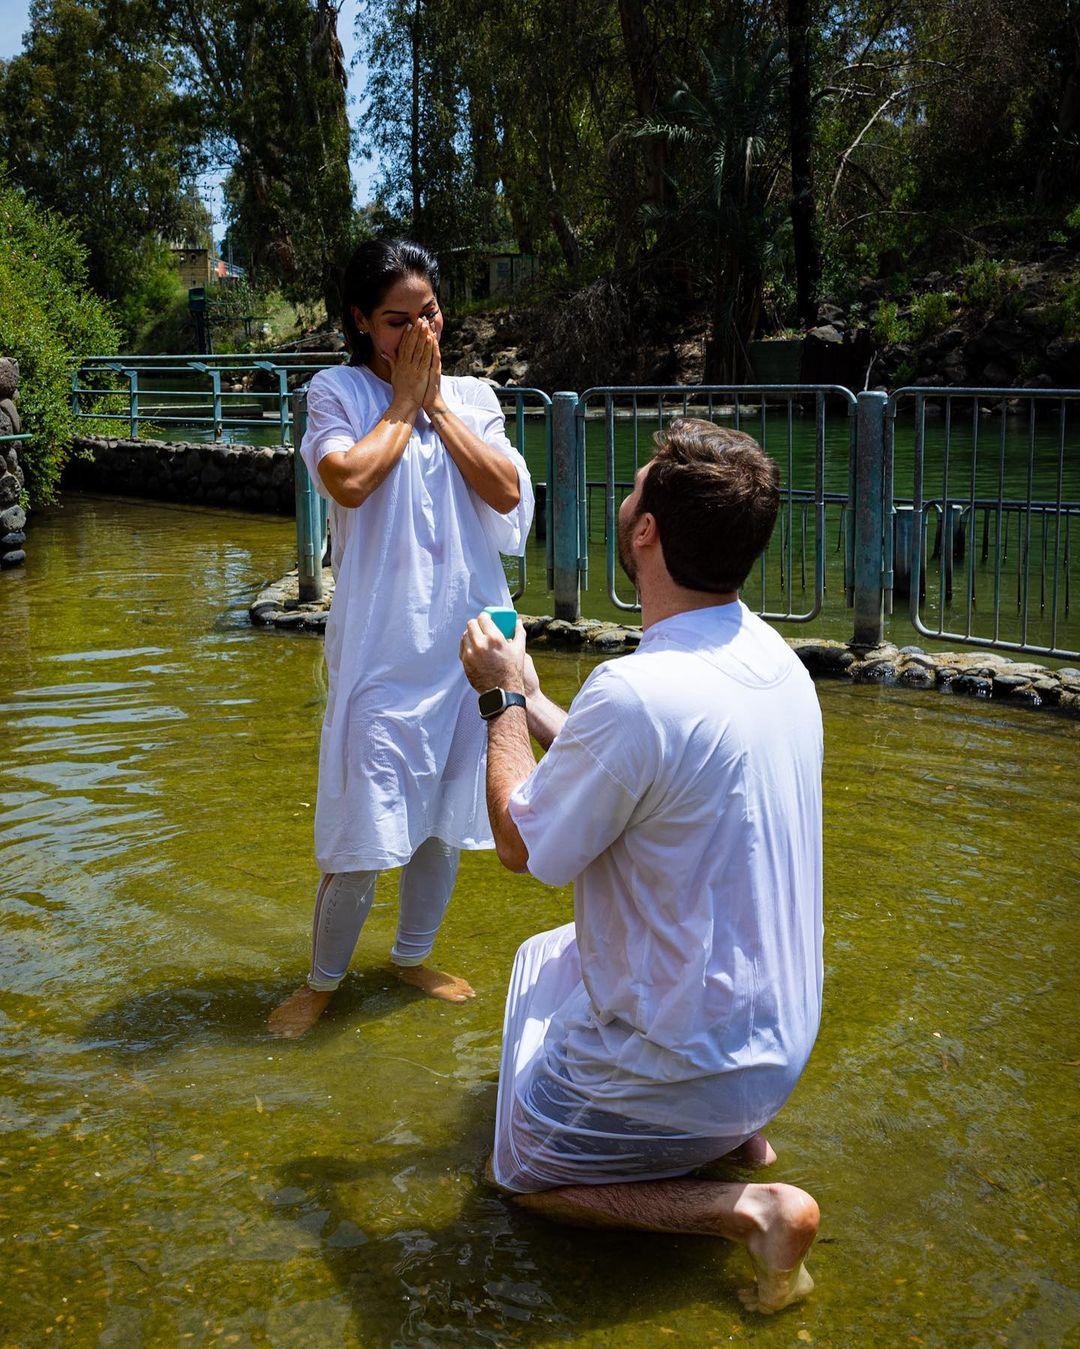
top-left (306, 836), bottom-right (460, 991)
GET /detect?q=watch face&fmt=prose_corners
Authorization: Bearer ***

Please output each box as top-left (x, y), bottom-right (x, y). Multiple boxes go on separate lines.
top-left (478, 688), bottom-right (505, 719)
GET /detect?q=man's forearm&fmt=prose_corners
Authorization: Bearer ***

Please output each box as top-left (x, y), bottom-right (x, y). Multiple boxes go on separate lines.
top-left (526, 690), bottom-right (568, 751)
top-left (486, 705), bottom-right (536, 872)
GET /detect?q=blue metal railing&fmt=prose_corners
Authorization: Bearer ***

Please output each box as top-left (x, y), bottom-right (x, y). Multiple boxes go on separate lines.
top-left (889, 387), bottom-right (1079, 661)
top-left (73, 354), bottom-right (347, 443)
top-left (574, 385), bottom-right (856, 625)
top-left (70, 357), bottom-right (1080, 660)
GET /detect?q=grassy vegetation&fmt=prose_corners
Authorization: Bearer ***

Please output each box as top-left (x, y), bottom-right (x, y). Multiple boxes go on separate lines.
top-left (128, 277), bottom-right (324, 355)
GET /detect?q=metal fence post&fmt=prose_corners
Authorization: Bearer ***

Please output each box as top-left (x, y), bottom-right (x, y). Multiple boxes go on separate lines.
top-left (552, 391), bottom-right (581, 621)
top-left (292, 389), bottom-right (323, 603)
top-left (852, 389), bottom-right (888, 646)
top-left (128, 370), bottom-right (139, 439)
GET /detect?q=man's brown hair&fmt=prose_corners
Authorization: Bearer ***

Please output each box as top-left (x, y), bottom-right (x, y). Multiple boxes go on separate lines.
top-left (637, 418), bottom-right (780, 592)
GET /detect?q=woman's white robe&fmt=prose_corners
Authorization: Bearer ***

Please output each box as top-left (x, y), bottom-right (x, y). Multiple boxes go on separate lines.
top-left (299, 364), bottom-right (534, 872)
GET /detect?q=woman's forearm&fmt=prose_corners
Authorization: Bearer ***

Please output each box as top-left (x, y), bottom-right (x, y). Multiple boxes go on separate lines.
top-left (318, 397), bottom-right (420, 507)
top-left (428, 405), bottom-right (521, 513)
top-left (526, 690), bottom-right (568, 751)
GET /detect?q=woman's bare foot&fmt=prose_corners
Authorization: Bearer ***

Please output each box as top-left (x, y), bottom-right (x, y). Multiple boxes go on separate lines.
top-left (723, 1132), bottom-right (777, 1169)
top-left (392, 963), bottom-right (475, 1002)
top-left (268, 986), bottom-right (333, 1038)
top-left (736, 1182), bottom-right (819, 1314)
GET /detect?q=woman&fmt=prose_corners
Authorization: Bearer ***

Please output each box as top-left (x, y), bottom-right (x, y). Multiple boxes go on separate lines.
top-left (269, 239), bottom-right (534, 1038)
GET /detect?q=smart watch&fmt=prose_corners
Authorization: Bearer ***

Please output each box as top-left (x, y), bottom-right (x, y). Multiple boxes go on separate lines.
top-left (478, 688), bottom-right (527, 721)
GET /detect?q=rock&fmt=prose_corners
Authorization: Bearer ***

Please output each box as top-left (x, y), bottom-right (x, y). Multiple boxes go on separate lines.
top-left (806, 323), bottom-right (843, 346)
top-left (991, 672), bottom-right (1033, 695)
top-left (0, 471), bottom-right (20, 506)
top-left (1, 549), bottom-right (25, 568)
top-left (1057, 667), bottom-right (1080, 678)
top-left (0, 504), bottom-right (26, 533)
top-left (852, 659), bottom-right (898, 684)
top-left (0, 358), bottom-right (17, 401)
top-left (1057, 690), bottom-right (1080, 716)
top-left (0, 530), bottom-right (25, 548)
top-left (899, 645), bottom-right (925, 654)
top-left (0, 399), bottom-right (20, 435)
top-left (898, 665), bottom-right (935, 688)
top-left (545, 619), bottom-right (587, 648)
top-left (1019, 304), bottom-right (1056, 333)
top-left (790, 640), bottom-right (856, 674)
top-left (1046, 337), bottom-right (1080, 384)
top-left (982, 362), bottom-right (1013, 386)
top-left (818, 303), bottom-right (845, 324)
top-left (592, 630), bottom-right (628, 651)
top-left (951, 673), bottom-right (992, 698)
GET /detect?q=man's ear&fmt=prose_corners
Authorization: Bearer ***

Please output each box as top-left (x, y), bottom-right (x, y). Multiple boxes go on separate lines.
top-left (636, 511), bottom-right (659, 548)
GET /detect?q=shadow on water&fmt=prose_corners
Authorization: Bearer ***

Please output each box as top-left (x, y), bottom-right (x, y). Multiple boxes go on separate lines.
top-left (81, 971), bottom-right (422, 1058)
top-left (270, 1086), bottom-right (759, 1346)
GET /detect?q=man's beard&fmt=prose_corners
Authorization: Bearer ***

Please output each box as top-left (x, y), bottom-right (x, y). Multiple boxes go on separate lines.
top-left (616, 508), bottom-right (637, 586)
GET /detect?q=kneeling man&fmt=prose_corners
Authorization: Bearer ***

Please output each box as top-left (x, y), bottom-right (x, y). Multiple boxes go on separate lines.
top-left (460, 419), bottom-right (824, 1314)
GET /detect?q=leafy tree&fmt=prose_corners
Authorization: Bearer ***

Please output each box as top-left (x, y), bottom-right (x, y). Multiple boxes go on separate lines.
top-left (0, 0), bottom-right (204, 335)
top-left (160, 0), bottom-right (357, 317)
top-left (0, 177), bottom-right (119, 506)
top-left (644, 33), bottom-right (789, 379)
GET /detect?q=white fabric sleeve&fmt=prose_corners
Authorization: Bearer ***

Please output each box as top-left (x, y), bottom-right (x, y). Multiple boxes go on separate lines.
top-left (300, 373), bottom-right (359, 502)
top-left (508, 663), bottom-right (656, 888)
top-left (468, 380), bottom-right (535, 556)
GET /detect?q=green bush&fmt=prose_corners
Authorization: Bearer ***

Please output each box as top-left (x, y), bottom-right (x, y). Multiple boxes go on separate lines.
top-left (0, 177), bottom-right (119, 506)
top-left (961, 258), bottom-right (1022, 314)
top-left (1052, 279), bottom-right (1080, 338)
top-left (910, 290), bottom-right (957, 340)
top-left (872, 300), bottom-right (910, 348)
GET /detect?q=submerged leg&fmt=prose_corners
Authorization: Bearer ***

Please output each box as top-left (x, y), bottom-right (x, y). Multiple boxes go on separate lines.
top-left (269, 869), bottom-right (378, 1038)
top-left (510, 1175), bottom-right (818, 1315)
top-left (389, 837), bottom-right (474, 1003)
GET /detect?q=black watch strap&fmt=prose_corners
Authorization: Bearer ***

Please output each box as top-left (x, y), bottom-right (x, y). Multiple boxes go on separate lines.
top-left (478, 688), bottom-right (527, 721)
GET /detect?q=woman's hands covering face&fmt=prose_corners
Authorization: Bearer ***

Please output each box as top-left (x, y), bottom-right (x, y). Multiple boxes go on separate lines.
top-left (382, 319), bottom-right (433, 410)
top-left (421, 317), bottom-right (445, 416)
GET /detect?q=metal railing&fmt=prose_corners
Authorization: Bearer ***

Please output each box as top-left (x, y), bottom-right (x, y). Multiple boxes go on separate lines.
top-left (573, 385), bottom-right (855, 623)
top-left (74, 354), bottom-right (347, 443)
top-left (70, 356), bottom-right (1080, 660)
top-left (888, 388), bottom-right (1079, 661)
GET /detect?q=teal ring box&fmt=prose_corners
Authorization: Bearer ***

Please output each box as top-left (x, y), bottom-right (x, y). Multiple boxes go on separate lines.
top-left (482, 605), bottom-right (518, 639)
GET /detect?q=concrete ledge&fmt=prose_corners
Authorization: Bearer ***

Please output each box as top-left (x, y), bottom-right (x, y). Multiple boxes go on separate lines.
top-left (249, 572), bottom-right (1080, 716)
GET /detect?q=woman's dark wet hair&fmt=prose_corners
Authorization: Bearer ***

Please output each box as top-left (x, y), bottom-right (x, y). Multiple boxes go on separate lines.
top-left (341, 238), bottom-right (440, 365)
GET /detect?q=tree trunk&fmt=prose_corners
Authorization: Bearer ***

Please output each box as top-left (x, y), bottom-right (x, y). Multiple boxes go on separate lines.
top-left (786, 0), bottom-right (820, 327)
top-left (312, 0), bottom-right (351, 318)
top-left (410, 0), bottom-right (422, 231)
top-left (705, 235), bottom-right (761, 383)
top-left (617, 0), bottom-right (666, 210)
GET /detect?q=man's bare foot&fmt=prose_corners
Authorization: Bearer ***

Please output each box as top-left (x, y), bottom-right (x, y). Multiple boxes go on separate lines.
top-left (736, 1182), bottom-right (819, 1314)
top-left (392, 963), bottom-right (475, 1002)
top-left (723, 1132), bottom-right (777, 1169)
top-left (268, 986), bottom-right (333, 1039)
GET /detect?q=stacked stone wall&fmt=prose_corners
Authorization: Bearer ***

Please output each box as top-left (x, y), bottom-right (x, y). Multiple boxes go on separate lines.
top-left (67, 436), bottom-right (295, 515)
top-left (0, 358), bottom-right (28, 569)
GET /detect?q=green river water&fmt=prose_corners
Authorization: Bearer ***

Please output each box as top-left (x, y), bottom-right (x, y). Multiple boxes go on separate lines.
top-left (1, 495), bottom-right (1078, 1346)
